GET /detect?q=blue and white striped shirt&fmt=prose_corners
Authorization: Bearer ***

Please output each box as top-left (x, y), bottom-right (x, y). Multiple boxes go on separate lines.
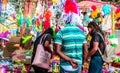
top-left (55, 24), bottom-right (86, 66)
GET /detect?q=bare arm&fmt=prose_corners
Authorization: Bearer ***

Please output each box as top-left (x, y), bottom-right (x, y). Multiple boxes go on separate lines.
top-left (55, 43), bottom-right (72, 61)
top-left (83, 43), bottom-right (88, 64)
top-left (87, 42), bottom-right (99, 58)
top-left (44, 40), bottom-right (52, 53)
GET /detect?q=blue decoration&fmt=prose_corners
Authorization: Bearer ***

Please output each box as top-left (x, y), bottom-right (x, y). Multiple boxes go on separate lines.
top-left (102, 4), bottom-right (111, 15)
top-left (32, 16), bottom-right (36, 25)
top-left (85, 14), bottom-right (90, 22)
top-left (36, 31), bottom-right (41, 39)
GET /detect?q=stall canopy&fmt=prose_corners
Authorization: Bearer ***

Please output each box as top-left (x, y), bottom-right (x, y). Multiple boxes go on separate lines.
top-left (77, 1), bottom-right (117, 11)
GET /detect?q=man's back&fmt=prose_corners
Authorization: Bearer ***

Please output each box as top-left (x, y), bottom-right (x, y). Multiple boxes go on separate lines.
top-left (55, 24), bottom-right (86, 66)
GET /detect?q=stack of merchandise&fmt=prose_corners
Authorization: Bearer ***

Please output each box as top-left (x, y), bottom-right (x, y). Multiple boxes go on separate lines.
top-left (0, 58), bottom-right (12, 73)
top-left (11, 50), bottom-right (32, 73)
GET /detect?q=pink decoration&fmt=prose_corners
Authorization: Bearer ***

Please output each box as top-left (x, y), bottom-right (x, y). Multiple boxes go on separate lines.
top-left (115, 8), bottom-right (120, 14)
top-left (91, 5), bottom-right (97, 11)
top-left (28, 0), bottom-right (30, 13)
top-left (55, 24), bottom-right (61, 33)
top-left (78, 25), bottom-right (85, 31)
top-left (36, 18), bottom-right (40, 26)
top-left (0, 31), bottom-right (11, 40)
top-left (117, 53), bottom-right (120, 56)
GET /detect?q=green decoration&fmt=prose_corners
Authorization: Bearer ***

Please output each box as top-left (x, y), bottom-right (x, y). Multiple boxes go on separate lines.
top-left (22, 36), bottom-right (32, 44)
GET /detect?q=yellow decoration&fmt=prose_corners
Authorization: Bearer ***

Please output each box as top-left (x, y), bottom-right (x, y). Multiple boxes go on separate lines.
top-left (115, 12), bottom-right (120, 19)
top-left (1, 15), bottom-right (4, 18)
top-left (90, 8), bottom-right (99, 18)
top-left (112, 10), bottom-right (115, 33)
top-left (22, 65), bottom-right (27, 72)
top-left (91, 11), bottom-right (98, 18)
top-left (52, 0), bottom-right (58, 3)
top-left (54, 56), bottom-right (60, 61)
top-left (87, 35), bottom-right (92, 41)
top-left (7, 17), bottom-right (13, 21)
top-left (3, 27), bottom-right (8, 32)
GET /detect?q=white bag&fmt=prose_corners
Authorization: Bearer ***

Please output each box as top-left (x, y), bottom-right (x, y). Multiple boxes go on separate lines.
top-left (97, 32), bottom-right (115, 62)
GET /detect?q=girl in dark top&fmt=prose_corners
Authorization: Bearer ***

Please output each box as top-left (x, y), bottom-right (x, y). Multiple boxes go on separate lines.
top-left (86, 22), bottom-right (105, 73)
top-left (31, 28), bottom-right (53, 73)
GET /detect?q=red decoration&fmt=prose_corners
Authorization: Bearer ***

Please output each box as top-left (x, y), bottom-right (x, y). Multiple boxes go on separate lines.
top-left (55, 24), bottom-right (61, 33)
top-left (36, 18), bottom-right (40, 26)
top-left (115, 8), bottom-right (120, 14)
top-left (43, 20), bottom-right (50, 30)
top-left (64, 0), bottom-right (78, 14)
top-left (91, 5), bottom-right (97, 11)
top-left (44, 10), bottom-right (52, 21)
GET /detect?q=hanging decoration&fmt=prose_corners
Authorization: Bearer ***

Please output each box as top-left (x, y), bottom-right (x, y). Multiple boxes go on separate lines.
top-left (52, 0), bottom-right (58, 3)
top-left (90, 5), bottom-right (99, 19)
top-left (115, 8), bottom-right (120, 20)
top-left (44, 10), bottom-right (52, 21)
top-left (26, 16), bottom-right (32, 27)
top-left (108, 34), bottom-right (118, 48)
top-left (102, 4), bottom-right (111, 15)
top-left (64, 0), bottom-right (78, 14)
top-left (28, 0), bottom-right (30, 13)
top-left (17, 10), bottom-right (24, 27)
top-left (2, 0), bottom-right (7, 8)
top-left (0, 0), bottom-right (2, 17)
top-left (22, 35), bottom-right (32, 44)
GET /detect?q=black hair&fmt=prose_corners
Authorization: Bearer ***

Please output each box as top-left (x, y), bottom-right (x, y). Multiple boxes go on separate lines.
top-left (43, 28), bottom-right (53, 37)
top-left (87, 22), bottom-right (104, 36)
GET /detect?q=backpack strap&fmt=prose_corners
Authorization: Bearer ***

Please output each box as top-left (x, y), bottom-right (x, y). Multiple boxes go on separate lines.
top-left (96, 32), bottom-right (105, 56)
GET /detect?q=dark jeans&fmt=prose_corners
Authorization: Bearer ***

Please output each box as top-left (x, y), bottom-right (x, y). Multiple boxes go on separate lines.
top-left (32, 65), bottom-right (48, 73)
top-left (88, 56), bottom-right (104, 73)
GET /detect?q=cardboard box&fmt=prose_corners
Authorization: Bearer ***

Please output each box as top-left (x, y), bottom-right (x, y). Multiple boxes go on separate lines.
top-left (3, 37), bottom-right (21, 57)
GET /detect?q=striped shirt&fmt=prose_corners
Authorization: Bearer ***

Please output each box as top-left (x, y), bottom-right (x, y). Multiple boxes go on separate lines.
top-left (55, 24), bottom-right (86, 66)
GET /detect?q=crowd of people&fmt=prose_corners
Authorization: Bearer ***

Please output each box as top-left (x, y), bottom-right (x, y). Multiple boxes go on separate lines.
top-left (31, 19), bottom-right (107, 73)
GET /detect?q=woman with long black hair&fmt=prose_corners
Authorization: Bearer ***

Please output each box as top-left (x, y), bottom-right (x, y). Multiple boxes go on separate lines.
top-left (86, 22), bottom-right (105, 73)
top-left (31, 28), bottom-right (53, 73)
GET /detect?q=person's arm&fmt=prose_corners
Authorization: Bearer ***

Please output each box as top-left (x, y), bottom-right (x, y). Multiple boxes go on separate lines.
top-left (83, 43), bottom-right (88, 64)
top-left (87, 41), bottom-right (99, 58)
top-left (44, 40), bottom-right (52, 53)
top-left (55, 43), bottom-right (72, 62)
top-left (56, 43), bottom-right (78, 68)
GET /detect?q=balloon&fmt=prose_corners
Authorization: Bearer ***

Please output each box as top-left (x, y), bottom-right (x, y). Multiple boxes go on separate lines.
top-left (91, 5), bottom-right (97, 11)
top-left (52, 0), bottom-right (58, 3)
top-left (102, 4), bottom-right (111, 15)
top-left (64, 0), bottom-right (78, 14)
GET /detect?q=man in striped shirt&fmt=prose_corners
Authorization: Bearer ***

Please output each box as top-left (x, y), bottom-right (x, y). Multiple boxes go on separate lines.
top-left (55, 23), bottom-right (87, 73)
